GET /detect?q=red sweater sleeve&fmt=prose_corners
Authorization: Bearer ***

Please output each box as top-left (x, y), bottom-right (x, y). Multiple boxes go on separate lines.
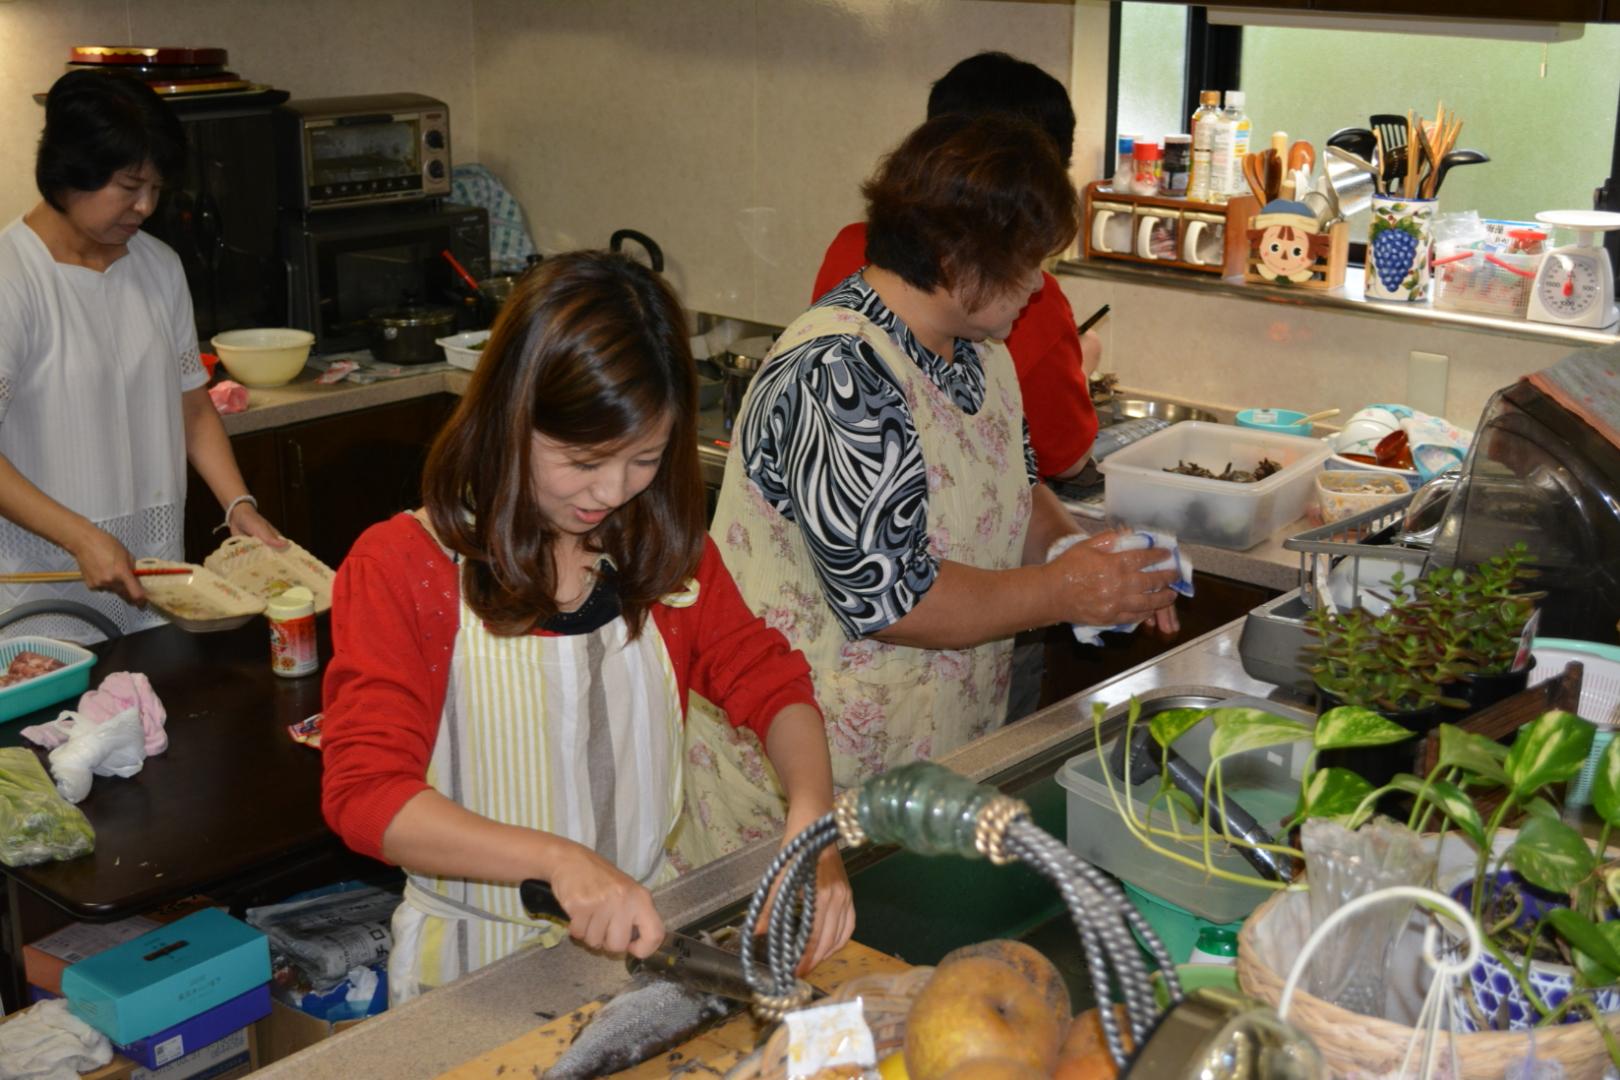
top-left (1006, 273), bottom-right (1098, 479)
top-left (812, 223), bottom-right (868, 302)
top-left (320, 514), bottom-right (458, 862)
top-left (654, 537), bottom-right (820, 745)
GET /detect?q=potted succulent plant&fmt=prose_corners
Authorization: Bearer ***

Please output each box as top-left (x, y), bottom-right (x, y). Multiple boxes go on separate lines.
top-left (1094, 696), bottom-right (1620, 1068)
top-left (1304, 543), bottom-right (1541, 783)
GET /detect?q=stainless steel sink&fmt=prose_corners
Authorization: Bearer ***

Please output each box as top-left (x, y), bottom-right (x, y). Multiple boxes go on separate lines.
top-left (1109, 397), bottom-right (1220, 426)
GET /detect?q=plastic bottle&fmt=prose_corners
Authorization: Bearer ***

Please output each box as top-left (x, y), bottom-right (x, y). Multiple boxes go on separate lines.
top-left (267, 585), bottom-right (319, 678)
top-left (1209, 90), bottom-right (1252, 203)
top-left (1187, 925), bottom-right (1239, 966)
top-left (1112, 134), bottom-right (1137, 190)
top-left (1186, 90), bottom-right (1222, 202)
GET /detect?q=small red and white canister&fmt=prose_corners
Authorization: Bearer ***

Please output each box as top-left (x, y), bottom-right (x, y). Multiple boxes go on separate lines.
top-left (267, 585), bottom-right (318, 678)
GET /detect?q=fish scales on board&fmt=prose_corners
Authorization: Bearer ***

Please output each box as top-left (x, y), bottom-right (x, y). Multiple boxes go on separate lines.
top-left (541, 971), bottom-right (735, 1080)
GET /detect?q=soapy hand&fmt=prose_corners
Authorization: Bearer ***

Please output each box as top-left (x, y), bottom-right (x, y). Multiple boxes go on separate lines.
top-left (1049, 530), bottom-right (1191, 643)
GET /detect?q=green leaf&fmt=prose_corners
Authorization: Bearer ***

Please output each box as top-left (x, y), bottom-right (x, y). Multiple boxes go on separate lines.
top-left (1523, 796), bottom-right (1562, 821)
top-left (1313, 706), bottom-right (1416, 752)
top-left (1435, 725), bottom-right (1509, 785)
top-left (1149, 707), bottom-right (1209, 750)
top-left (1590, 738), bottom-right (1620, 829)
top-left (1508, 815), bottom-right (1597, 893)
top-left (1294, 767), bottom-right (1375, 824)
top-left (1505, 711), bottom-right (1594, 800)
top-left (1547, 910), bottom-right (1620, 985)
top-left (1382, 774), bottom-right (1485, 846)
top-left (1207, 709), bottom-right (1312, 764)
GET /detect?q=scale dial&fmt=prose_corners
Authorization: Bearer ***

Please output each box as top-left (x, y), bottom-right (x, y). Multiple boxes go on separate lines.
top-left (1536, 253), bottom-right (1603, 318)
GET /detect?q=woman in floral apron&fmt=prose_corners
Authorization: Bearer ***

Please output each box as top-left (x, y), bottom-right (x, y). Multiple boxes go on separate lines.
top-left (677, 115), bottom-right (1182, 859)
top-left (321, 252), bottom-right (853, 1003)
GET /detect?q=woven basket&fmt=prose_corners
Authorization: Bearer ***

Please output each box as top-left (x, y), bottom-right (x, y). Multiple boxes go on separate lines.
top-left (724, 966), bottom-right (936, 1080)
top-left (1237, 890), bottom-right (1615, 1079)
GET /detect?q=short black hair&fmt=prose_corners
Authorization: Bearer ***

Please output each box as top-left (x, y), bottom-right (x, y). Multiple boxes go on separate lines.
top-left (926, 52), bottom-right (1075, 166)
top-left (35, 70), bottom-right (186, 211)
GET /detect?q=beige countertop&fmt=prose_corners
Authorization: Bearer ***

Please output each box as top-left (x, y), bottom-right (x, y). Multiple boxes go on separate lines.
top-left (252, 617), bottom-right (1288, 1080)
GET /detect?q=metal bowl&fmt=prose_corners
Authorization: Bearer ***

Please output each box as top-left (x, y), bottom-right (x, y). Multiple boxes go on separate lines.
top-left (1111, 398), bottom-right (1219, 425)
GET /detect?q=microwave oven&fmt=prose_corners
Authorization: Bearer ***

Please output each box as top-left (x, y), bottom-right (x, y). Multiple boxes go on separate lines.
top-left (283, 202), bottom-right (489, 353)
top-left (275, 93), bottom-right (451, 211)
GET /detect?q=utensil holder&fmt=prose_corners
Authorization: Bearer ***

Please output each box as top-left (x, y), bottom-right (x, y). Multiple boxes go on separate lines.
top-left (1241, 210), bottom-right (1350, 291)
top-left (1366, 195), bottom-right (1438, 301)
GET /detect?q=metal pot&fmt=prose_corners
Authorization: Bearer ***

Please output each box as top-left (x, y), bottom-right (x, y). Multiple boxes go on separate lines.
top-left (715, 335), bottom-right (774, 432)
top-left (368, 305), bottom-right (458, 366)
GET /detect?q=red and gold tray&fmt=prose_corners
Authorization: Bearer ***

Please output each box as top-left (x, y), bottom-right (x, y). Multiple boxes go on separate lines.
top-left (69, 45), bottom-right (228, 67)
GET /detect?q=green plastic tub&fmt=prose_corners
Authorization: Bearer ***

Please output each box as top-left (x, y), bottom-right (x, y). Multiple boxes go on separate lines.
top-left (0, 636), bottom-right (96, 723)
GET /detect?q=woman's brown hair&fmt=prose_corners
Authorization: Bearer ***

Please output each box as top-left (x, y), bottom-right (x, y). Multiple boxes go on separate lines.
top-left (862, 112), bottom-right (1080, 311)
top-left (422, 251), bottom-right (705, 638)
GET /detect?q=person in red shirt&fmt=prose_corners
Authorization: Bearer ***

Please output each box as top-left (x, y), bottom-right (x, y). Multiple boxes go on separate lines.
top-left (813, 51), bottom-right (1101, 481)
top-left (321, 251), bottom-right (852, 1002)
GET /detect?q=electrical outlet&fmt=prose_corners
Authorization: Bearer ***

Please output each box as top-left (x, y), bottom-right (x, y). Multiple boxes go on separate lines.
top-left (1407, 351), bottom-right (1449, 416)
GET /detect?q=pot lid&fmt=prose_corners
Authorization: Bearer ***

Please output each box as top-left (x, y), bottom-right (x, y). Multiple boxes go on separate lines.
top-left (369, 305), bottom-right (457, 327)
top-left (70, 45), bottom-right (229, 66)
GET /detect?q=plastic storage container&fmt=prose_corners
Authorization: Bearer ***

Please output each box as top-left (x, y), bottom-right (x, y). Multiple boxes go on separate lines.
top-left (1098, 421), bottom-right (1332, 549)
top-left (1057, 695), bottom-right (1310, 925)
top-left (0, 636), bottom-right (96, 723)
top-left (1432, 243), bottom-right (1542, 318)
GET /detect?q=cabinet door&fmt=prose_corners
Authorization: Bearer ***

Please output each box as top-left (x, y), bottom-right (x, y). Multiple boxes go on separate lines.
top-left (183, 430), bottom-right (285, 563)
top-left (279, 395), bottom-right (457, 568)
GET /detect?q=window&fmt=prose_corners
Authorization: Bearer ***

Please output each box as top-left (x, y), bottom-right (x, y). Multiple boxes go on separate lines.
top-left (1107, 4), bottom-right (1620, 258)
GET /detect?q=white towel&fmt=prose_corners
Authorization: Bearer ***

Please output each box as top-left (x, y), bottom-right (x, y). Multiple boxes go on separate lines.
top-left (1048, 530), bottom-right (1195, 646)
top-left (0, 999), bottom-right (112, 1080)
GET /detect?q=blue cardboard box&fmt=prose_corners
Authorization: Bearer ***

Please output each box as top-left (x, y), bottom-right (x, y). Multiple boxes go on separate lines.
top-left (61, 909), bottom-right (270, 1044)
top-left (28, 983), bottom-right (271, 1070)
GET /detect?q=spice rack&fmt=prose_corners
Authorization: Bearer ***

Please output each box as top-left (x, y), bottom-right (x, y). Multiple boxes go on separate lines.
top-left (1082, 181), bottom-right (1257, 277)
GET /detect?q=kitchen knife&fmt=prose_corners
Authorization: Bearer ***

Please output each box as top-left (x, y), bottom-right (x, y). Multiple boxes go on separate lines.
top-left (519, 878), bottom-right (757, 1002)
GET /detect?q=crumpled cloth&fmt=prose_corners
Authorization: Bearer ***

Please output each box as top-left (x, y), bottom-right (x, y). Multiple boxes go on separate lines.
top-left (22, 671), bottom-right (168, 755)
top-left (209, 379), bottom-right (249, 414)
top-left (46, 706), bottom-right (147, 803)
top-left (0, 998), bottom-right (113, 1080)
top-left (1048, 530), bottom-right (1195, 646)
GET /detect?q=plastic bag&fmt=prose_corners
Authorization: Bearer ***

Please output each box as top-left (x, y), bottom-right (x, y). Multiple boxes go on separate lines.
top-left (0, 747), bottom-right (95, 866)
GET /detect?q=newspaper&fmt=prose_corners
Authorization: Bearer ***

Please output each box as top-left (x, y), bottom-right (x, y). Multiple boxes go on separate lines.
top-left (246, 885), bottom-right (400, 990)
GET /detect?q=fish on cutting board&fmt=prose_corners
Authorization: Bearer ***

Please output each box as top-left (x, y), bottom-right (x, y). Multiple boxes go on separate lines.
top-left (542, 970), bottom-right (736, 1080)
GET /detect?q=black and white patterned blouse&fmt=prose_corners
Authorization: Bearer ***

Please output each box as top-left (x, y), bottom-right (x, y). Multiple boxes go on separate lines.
top-left (735, 272), bottom-right (1038, 641)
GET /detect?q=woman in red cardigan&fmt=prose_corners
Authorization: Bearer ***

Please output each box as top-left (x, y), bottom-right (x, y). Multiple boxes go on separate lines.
top-left (320, 251), bottom-right (852, 1003)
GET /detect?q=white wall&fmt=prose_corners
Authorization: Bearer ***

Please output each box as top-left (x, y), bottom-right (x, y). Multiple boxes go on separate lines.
top-left (469, 0), bottom-right (1077, 324)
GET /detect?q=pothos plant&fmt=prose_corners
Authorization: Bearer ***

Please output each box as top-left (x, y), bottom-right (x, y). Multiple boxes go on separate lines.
top-left (1094, 699), bottom-right (1620, 1056)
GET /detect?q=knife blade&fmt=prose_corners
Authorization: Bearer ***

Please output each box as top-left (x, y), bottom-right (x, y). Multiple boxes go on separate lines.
top-left (519, 878), bottom-right (757, 1002)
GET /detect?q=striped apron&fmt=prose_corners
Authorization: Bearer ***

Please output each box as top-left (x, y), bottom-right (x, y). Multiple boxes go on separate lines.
top-left (388, 574), bottom-right (685, 1003)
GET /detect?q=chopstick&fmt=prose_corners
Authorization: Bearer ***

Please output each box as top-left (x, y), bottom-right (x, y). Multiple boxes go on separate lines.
top-left (1077, 304), bottom-right (1111, 335)
top-left (0, 567), bottom-right (193, 584)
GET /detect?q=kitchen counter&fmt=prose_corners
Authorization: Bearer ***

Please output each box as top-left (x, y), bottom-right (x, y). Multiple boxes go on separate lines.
top-left (221, 366), bottom-right (1306, 592)
top-left (251, 616), bottom-right (1291, 1079)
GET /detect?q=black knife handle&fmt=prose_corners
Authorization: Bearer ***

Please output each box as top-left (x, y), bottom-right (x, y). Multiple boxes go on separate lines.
top-left (519, 879), bottom-right (568, 921)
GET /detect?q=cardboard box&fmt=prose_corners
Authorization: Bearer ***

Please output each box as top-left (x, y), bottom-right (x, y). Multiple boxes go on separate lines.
top-left (257, 998), bottom-right (369, 1065)
top-left (24, 897), bottom-right (218, 996)
top-left (62, 909), bottom-right (270, 1044)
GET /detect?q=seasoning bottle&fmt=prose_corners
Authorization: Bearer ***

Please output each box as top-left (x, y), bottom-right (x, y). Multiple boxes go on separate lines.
top-left (267, 585), bottom-right (319, 678)
top-left (1112, 134), bottom-right (1137, 190)
top-left (1161, 134), bottom-right (1191, 197)
top-left (1130, 139), bottom-right (1162, 196)
top-left (1186, 90), bottom-right (1222, 202)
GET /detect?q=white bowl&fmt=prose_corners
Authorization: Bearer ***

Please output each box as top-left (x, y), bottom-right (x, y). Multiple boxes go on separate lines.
top-left (436, 329), bottom-right (491, 372)
top-left (210, 329), bottom-right (315, 388)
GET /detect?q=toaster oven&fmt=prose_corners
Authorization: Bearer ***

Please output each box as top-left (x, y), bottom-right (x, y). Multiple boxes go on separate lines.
top-left (275, 93), bottom-right (451, 211)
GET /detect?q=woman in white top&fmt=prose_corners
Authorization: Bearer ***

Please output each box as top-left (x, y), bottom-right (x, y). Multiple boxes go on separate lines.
top-left (0, 71), bottom-right (283, 640)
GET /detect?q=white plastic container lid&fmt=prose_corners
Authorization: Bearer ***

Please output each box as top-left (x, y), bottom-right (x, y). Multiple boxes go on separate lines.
top-left (266, 586), bottom-right (315, 621)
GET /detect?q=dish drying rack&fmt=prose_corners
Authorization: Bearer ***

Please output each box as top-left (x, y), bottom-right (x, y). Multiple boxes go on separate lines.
top-left (1237, 492), bottom-right (1427, 693)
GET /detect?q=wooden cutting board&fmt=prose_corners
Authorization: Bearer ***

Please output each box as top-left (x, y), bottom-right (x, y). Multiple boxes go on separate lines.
top-left (437, 940), bottom-right (910, 1079)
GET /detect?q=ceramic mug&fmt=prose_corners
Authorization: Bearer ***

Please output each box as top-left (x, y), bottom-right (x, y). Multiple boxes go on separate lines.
top-left (1366, 194), bottom-right (1438, 301)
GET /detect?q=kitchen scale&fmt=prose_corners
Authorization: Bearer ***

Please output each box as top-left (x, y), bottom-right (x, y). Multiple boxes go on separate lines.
top-left (1526, 209), bottom-right (1620, 329)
